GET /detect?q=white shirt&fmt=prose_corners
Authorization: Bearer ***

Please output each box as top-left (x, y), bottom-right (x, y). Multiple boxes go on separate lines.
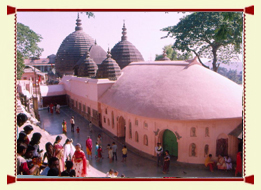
top-left (155, 146), bottom-right (163, 155)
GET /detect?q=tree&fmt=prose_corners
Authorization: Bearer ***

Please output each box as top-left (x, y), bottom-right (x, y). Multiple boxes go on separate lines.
top-left (162, 12), bottom-right (243, 72)
top-left (217, 67), bottom-right (242, 84)
top-left (155, 44), bottom-right (193, 61)
top-left (17, 23), bottom-right (43, 79)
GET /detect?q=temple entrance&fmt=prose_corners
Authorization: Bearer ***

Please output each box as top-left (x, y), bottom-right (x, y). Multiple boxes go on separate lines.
top-left (118, 116), bottom-right (126, 139)
top-left (163, 130), bottom-right (178, 158)
top-left (216, 134), bottom-right (228, 156)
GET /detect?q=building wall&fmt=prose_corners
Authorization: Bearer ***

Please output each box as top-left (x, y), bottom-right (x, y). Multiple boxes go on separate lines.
top-left (100, 103), bottom-right (241, 164)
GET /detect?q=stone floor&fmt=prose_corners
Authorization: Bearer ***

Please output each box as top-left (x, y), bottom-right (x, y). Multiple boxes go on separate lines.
top-left (38, 106), bottom-right (241, 178)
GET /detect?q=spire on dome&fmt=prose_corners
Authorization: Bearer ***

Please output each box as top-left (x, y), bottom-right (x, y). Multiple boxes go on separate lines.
top-left (121, 20), bottom-right (127, 41)
top-left (75, 13), bottom-right (83, 31)
top-left (94, 39), bottom-right (97, 45)
top-left (107, 48), bottom-right (112, 58)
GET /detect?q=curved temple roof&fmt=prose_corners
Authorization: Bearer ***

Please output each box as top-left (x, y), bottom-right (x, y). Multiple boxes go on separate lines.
top-left (99, 59), bottom-right (242, 120)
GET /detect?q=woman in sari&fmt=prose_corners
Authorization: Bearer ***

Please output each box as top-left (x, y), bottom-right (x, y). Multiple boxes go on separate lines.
top-left (62, 119), bottom-right (67, 134)
top-left (205, 154), bottom-right (215, 172)
top-left (86, 136), bottom-right (92, 159)
top-left (72, 143), bottom-right (87, 177)
top-left (217, 155), bottom-right (226, 170)
top-left (29, 132), bottom-right (43, 157)
top-left (53, 135), bottom-right (64, 173)
top-left (63, 138), bottom-right (75, 163)
top-left (163, 150), bottom-right (170, 174)
top-left (224, 155), bottom-right (232, 170)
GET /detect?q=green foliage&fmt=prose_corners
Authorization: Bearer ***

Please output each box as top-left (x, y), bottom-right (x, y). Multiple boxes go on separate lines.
top-left (162, 12), bottom-right (243, 72)
top-left (17, 23), bottom-right (43, 79)
top-left (155, 44), bottom-right (193, 61)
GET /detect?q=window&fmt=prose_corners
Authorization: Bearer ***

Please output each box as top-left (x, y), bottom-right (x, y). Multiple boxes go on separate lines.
top-left (104, 117), bottom-right (106, 123)
top-left (107, 118), bottom-right (110, 126)
top-left (189, 143), bottom-right (197, 157)
top-left (205, 127), bottom-right (209, 137)
top-left (204, 144), bottom-right (209, 156)
top-left (129, 122), bottom-right (132, 139)
top-left (76, 101), bottom-right (78, 109)
top-left (79, 103), bottom-right (82, 111)
top-left (83, 105), bottom-right (86, 113)
top-left (111, 111), bottom-right (114, 128)
top-left (135, 119), bottom-right (138, 126)
top-left (105, 108), bottom-right (108, 114)
top-left (87, 107), bottom-right (91, 115)
top-left (190, 127), bottom-right (196, 137)
top-left (144, 135), bottom-right (148, 146)
top-left (144, 122), bottom-right (148, 129)
top-left (135, 131), bottom-right (139, 142)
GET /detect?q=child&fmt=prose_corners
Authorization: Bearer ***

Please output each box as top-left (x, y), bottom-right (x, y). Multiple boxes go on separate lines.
top-left (97, 146), bottom-right (103, 162)
top-left (76, 127), bottom-right (80, 134)
top-left (122, 145), bottom-right (127, 162)
top-left (95, 142), bottom-right (99, 159)
top-left (109, 147), bottom-right (113, 163)
top-left (43, 142), bottom-right (54, 163)
top-left (107, 144), bottom-right (111, 158)
top-left (61, 160), bottom-right (76, 177)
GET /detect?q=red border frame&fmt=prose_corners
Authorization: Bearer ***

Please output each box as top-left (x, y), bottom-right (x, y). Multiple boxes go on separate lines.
top-left (7, 5), bottom-right (254, 185)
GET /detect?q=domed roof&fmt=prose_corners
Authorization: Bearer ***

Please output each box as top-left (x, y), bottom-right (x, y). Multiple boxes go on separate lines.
top-left (55, 14), bottom-right (95, 76)
top-left (89, 41), bottom-right (107, 64)
top-left (99, 58), bottom-right (242, 120)
top-left (96, 49), bottom-right (122, 80)
top-left (74, 51), bottom-right (98, 78)
top-left (158, 49), bottom-right (171, 61)
top-left (111, 23), bottom-right (144, 69)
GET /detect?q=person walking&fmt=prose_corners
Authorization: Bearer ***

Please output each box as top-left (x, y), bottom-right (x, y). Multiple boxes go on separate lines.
top-left (121, 145), bottom-right (127, 162)
top-left (155, 142), bottom-right (163, 166)
top-left (112, 142), bottom-right (117, 161)
top-left (70, 116), bottom-right (75, 132)
top-left (86, 136), bottom-right (93, 159)
top-left (163, 150), bottom-right (170, 174)
top-left (62, 119), bottom-right (67, 134)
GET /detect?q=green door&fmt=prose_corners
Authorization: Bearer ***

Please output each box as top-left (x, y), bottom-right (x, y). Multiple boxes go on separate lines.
top-left (163, 130), bottom-right (178, 157)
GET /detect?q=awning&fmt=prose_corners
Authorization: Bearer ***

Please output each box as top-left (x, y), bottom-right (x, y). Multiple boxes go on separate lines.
top-left (229, 122), bottom-right (243, 139)
top-left (40, 85), bottom-right (66, 97)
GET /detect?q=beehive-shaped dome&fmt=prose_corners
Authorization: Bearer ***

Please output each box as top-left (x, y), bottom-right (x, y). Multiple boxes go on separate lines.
top-left (96, 49), bottom-right (122, 80)
top-left (74, 50), bottom-right (98, 78)
top-left (157, 49), bottom-right (171, 61)
top-left (111, 23), bottom-right (144, 69)
top-left (55, 14), bottom-right (95, 76)
top-left (89, 41), bottom-right (107, 65)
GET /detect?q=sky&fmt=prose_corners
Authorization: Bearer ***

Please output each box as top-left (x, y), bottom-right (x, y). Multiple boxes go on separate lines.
top-left (17, 11), bottom-right (242, 70)
top-left (17, 12), bottom-right (190, 61)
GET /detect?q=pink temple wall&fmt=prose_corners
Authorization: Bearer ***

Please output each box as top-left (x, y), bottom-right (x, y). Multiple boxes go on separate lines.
top-left (100, 103), bottom-right (241, 164)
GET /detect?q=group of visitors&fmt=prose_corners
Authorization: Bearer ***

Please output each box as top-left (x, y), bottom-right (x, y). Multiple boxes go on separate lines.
top-left (105, 169), bottom-right (125, 178)
top-left (155, 142), bottom-right (171, 174)
top-left (47, 103), bottom-right (61, 114)
top-left (17, 129), bottom-right (88, 177)
top-left (204, 153), bottom-right (242, 176)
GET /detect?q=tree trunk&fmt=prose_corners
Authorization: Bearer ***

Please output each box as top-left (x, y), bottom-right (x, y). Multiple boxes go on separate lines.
top-left (212, 47), bottom-right (218, 72)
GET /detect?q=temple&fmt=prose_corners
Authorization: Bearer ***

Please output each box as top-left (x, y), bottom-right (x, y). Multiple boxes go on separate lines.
top-left (19, 15), bottom-right (242, 164)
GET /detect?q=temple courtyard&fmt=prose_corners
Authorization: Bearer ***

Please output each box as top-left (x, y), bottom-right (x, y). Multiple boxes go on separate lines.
top-left (38, 106), bottom-right (238, 178)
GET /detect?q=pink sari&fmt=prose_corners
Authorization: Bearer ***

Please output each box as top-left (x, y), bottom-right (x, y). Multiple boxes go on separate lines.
top-left (54, 143), bottom-right (65, 172)
top-left (73, 150), bottom-right (87, 177)
top-left (86, 139), bottom-right (92, 155)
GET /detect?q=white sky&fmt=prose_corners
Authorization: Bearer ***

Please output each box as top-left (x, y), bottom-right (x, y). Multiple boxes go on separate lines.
top-left (17, 12), bottom-right (190, 61)
top-left (17, 11), bottom-right (242, 70)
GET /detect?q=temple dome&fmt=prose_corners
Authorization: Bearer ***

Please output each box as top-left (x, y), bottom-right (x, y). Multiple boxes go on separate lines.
top-left (74, 51), bottom-right (98, 78)
top-left (55, 14), bottom-right (95, 76)
top-left (89, 41), bottom-right (107, 65)
top-left (111, 23), bottom-right (144, 69)
top-left (99, 58), bottom-right (242, 120)
top-left (96, 49), bottom-right (122, 80)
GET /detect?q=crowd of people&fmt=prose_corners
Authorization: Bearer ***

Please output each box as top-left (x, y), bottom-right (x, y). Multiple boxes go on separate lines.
top-left (17, 111), bottom-right (243, 177)
top-left (204, 153), bottom-right (242, 176)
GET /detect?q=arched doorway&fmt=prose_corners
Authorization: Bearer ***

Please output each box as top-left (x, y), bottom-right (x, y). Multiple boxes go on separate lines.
top-left (216, 133), bottom-right (228, 156)
top-left (163, 130), bottom-right (178, 158)
top-left (118, 116), bottom-right (126, 139)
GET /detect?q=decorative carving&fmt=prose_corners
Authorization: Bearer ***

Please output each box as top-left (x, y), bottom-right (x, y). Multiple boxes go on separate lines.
top-left (175, 131), bottom-right (182, 140)
top-left (153, 128), bottom-right (159, 136)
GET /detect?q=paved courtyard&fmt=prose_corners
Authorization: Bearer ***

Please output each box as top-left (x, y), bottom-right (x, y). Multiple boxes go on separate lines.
top-left (39, 107), bottom-right (239, 178)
